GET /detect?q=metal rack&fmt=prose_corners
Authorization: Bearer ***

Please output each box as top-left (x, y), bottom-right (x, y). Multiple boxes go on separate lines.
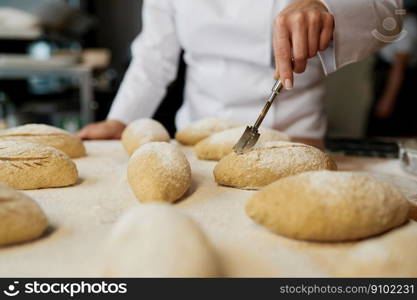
top-left (0, 60), bottom-right (94, 125)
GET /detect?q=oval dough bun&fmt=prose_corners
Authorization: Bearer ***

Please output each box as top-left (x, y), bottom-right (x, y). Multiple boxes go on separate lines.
top-left (127, 142), bottom-right (191, 203)
top-left (246, 171), bottom-right (410, 242)
top-left (195, 126), bottom-right (290, 161)
top-left (214, 141), bottom-right (336, 189)
top-left (0, 184), bottom-right (48, 246)
top-left (409, 195), bottom-right (417, 221)
top-left (0, 141), bottom-right (78, 190)
top-left (121, 119), bottom-right (170, 155)
top-left (100, 204), bottom-right (220, 277)
top-left (0, 124), bottom-right (86, 158)
top-left (175, 117), bottom-right (241, 146)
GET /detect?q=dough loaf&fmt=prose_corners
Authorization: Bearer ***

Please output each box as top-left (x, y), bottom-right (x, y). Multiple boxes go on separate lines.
top-left (196, 126), bottom-right (290, 161)
top-left (246, 171), bottom-right (410, 242)
top-left (409, 195), bottom-right (417, 221)
top-left (127, 142), bottom-right (191, 203)
top-left (121, 119), bottom-right (170, 155)
top-left (100, 204), bottom-right (220, 277)
top-left (175, 117), bottom-right (241, 146)
top-left (0, 141), bottom-right (78, 190)
top-left (214, 141), bottom-right (336, 189)
top-left (0, 124), bottom-right (86, 158)
top-left (0, 184), bottom-right (48, 246)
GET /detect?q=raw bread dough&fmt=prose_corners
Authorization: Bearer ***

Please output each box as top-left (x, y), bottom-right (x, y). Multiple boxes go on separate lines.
top-left (195, 126), bottom-right (290, 161)
top-left (0, 124), bottom-right (86, 158)
top-left (214, 141), bottom-right (337, 189)
top-left (0, 141), bottom-right (78, 190)
top-left (409, 195), bottom-right (417, 221)
top-left (0, 184), bottom-right (48, 246)
top-left (121, 119), bottom-right (170, 155)
top-left (100, 204), bottom-right (220, 277)
top-left (175, 117), bottom-right (241, 146)
top-left (246, 171), bottom-right (410, 242)
top-left (127, 142), bottom-right (191, 203)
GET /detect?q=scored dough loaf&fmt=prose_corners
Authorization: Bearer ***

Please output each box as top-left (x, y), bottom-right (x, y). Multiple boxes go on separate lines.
top-left (127, 142), bottom-right (191, 203)
top-left (0, 141), bottom-right (78, 190)
top-left (121, 118), bottom-right (170, 155)
top-left (175, 117), bottom-right (241, 146)
top-left (99, 204), bottom-right (220, 277)
top-left (246, 171), bottom-right (410, 242)
top-left (214, 141), bottom-right (337, 190)
top-left (195, 126), bottom-right (290, 161)
top-left (0, 184), bottom-right (48, 246)
top-left (0, 124), bottom-right (86, 158)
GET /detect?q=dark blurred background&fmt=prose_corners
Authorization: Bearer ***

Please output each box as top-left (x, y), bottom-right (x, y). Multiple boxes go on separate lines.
top-left (0, 0), bottom-right (184, 135)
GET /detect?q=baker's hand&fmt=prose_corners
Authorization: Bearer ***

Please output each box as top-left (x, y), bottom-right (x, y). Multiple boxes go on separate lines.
top-left (77, 120), bottom-right (126, 140)
top-left (273, 0), bottom-right (334, 89)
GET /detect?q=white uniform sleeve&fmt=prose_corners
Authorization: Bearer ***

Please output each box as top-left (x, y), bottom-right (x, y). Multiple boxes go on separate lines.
top-left (393, 16), bottom-right (416, 54)
top-left (318, 0), bottom-right (404, 74)
top-left (107, 0), bottom-right (181, 124)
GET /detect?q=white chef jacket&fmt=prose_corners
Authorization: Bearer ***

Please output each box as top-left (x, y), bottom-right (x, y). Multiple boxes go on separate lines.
top-left (108, 0), bottom-right (403, 138)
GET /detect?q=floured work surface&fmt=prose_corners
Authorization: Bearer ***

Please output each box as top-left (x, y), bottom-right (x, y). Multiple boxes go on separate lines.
top-left (0, 141), bottom-right (416, 277)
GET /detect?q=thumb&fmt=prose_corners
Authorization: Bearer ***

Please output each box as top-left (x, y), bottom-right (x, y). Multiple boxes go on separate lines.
top-left (274, 72), bottom-right (280, 81)
top-left (76, 128), bottom-right (88, 139)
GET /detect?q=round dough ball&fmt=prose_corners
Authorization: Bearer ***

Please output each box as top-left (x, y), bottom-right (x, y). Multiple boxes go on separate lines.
top-left (121, 119), bottom-right (170, 155)
top-left (127, 142), bottom-right (191, 203)
top-left (175, 117), bottom-right (241, 146)
top-left (246, 171), bottom-right (410, 242)
top-left (195, 126), bottom-right (290, 161)
top-left (0, 141), bottom-right (78, 190)
top-left (100, 204), bottom-right (220, 277)
top-left (0, 184), bottom-right (48, 246)
top-left (0, 124), bottom-right (86, 158)
top-left (214, 141), bottom-right (337, 190)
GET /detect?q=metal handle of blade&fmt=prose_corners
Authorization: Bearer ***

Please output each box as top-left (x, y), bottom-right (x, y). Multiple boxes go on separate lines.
top-left (253, 79), bottom-right (283, 129)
